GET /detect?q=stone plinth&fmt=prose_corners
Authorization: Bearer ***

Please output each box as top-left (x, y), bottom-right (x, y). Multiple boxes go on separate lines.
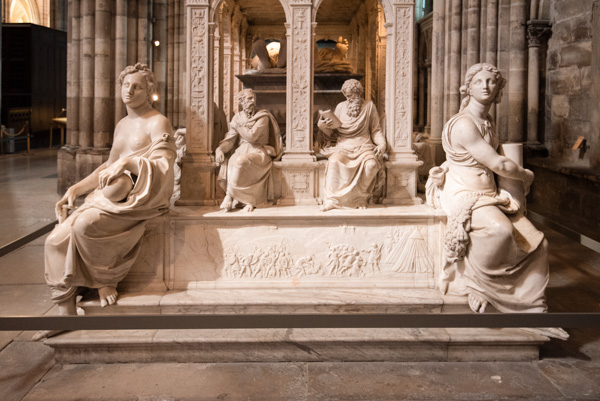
top-left (43, 205), bottom-right (552, 363)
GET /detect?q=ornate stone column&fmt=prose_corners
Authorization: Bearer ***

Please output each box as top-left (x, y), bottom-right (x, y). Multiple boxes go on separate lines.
top-left (382, 1), bottom-right (421, 205)
top-left (179, 0), bottom-right (217, 205)
top-left (279, 2), bottom-right (318, 205)
top-left (526, 20), bottom-right (550, 144)
top-left (221, 4), bottom-right (233, 121)
top-left (231, 7), bottom-right (243, 115)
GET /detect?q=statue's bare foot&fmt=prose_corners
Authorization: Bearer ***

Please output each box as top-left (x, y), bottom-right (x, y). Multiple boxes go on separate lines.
top-left (468, 293), bottom-right (488, 313)
top-left (242, 204), bottom-right (255, 212)
top-left (99, 286), bottom-right (118, 308)
top-left (33, 299), bottom-right (77, 341)
top-left (319, 201), bottom-right (336, 212)
top-left (220, 195), bottom-right (234, 212)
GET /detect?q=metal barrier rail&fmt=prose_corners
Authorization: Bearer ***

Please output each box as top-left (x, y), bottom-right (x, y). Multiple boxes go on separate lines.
top-left (1, 313), bottom-right (599, 331)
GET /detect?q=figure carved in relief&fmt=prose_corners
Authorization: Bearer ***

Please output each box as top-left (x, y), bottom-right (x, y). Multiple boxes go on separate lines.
top-left (36, 63), bottom-right (176, 340)
top-left (426, 63), bottom-right (567, 339)
top-left (318, 79), bottom-right (387, 211)
top-left (215, 89), bottom-right (283, 212)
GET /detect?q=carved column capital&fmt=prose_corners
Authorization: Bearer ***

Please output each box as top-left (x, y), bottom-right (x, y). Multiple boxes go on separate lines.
top-left (526, 20), bottom-right (551, 48)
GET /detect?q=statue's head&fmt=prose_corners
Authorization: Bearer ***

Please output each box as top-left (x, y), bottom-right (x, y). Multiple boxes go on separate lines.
top-left (118, 63), bottom-right (158, 105)
top-left (341, 79), bottom-right (364, 100)
top-left (238, 89), bottom-right (257, 112)
top-left (460, 63), bottom-right (506, 111)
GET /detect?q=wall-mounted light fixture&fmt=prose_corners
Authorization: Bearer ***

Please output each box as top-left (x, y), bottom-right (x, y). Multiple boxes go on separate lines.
top-left (154, 40), bottom-right (160, 47)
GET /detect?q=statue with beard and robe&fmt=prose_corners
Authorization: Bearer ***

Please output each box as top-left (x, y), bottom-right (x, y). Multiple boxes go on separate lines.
top-left (215, 89), bottom-right (283, 212)
top-left (317, 79), bottom-right (386, 211)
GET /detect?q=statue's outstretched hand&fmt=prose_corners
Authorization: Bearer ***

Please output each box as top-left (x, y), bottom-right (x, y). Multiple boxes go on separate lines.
top-left (215, 148), bottom-right (225, 164)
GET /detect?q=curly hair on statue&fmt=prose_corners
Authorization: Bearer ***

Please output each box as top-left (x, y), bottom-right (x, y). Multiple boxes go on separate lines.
top-left (459, 63), bottom-right (506, 112)
top-left (117, 63), bottom-right (158, 105)
top-left (341, 79), bottom-right (364, 98)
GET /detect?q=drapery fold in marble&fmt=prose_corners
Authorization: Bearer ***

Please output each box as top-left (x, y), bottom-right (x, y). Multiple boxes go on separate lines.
top-left (45, 135), bottom-right (176, 302)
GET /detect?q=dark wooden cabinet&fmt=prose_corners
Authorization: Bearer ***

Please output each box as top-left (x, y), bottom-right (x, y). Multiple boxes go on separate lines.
top-left (2, 23), bottom-right (66, 149)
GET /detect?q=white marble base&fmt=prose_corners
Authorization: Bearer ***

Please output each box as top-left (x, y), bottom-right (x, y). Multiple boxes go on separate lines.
top-left (48, 205), bottom-right (550, 364)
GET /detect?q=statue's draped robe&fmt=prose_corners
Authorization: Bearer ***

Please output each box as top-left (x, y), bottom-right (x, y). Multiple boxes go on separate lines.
top-left (45, 134), bottom-right (176, 302)
top-left (217, 109), bottom-right (282, 206)
top-left (426, 112), bottom-right (548, 313)
top-left (321, 100), bottom-right (384, 209)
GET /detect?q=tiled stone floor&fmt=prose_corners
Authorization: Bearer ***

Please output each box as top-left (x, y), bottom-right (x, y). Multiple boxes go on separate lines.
top-left (0, 149), bottom-right (599, 400)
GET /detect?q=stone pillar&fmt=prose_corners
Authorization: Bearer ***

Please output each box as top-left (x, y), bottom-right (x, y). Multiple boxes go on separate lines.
top-left (417, 62), bottom-right (426, 131)
top-left (153, 0), bottom-right (168, 116)
top-left (178, 0), bottom-right (187, 128)
top-left (166, 0), bottom-right (175, 123)
top-left (446, 0), bottom-right (462, 121)
top-left (179, 0), bottom-right (217, 205)
top-left (79, 0), bottom-right (95, 149)
top-left (93, 0), bottom-right (112, 149)
top-left (485, 0), bottom-right (498, 121)
top-left (115, 0), bottom-right (128, 124)
top-left (526, 20), bottom-right (550, 144)
top-left (66, 0), bottom-right (80, 147)
top-left (382, 3), bottom-right (421, 205)
top-left (279, 3), bottom-right (318, 206)
top-left (466, 0), bottom-right (480, 67)
top-left (213, 9), bottom-right (222, 110)
top-left (127, 0), bottom-right (138, 65)
top-left (138, 0), bottom-right (149, 65)
top-left (221, 5), bottom-right (233, 121)
top-left (507, 0), bottom-right (527, 143)
top-left (429, 0), bottom-right (445, 166)
top-left (425, 63), bottom-right (431, 135)
top-left (496, 0), bottom-right (510, 142)
top-left (231, 7), bottom-right (243, 115)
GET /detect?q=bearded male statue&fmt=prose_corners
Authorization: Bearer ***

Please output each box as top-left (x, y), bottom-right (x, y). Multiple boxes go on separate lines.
top-left (215, 89), bottom-right (283, 212)
top-left (317, 79), bottom-right (386, 211)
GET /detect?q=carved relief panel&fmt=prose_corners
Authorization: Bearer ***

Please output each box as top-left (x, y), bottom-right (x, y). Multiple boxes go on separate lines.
top-left (170, 217), bottom-right (438, 289)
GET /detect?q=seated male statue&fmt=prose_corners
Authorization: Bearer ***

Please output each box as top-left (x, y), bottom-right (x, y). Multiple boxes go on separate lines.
top-left (317, 79), bottom-right (386, 211)
top-left (215, 89), bottom-right (283, 212)
top-left (35, 63), bottom-right (176, 340)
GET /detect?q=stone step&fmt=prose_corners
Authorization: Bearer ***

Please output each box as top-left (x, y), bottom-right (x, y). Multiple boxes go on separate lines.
top-left (44, 288), bottom-right (551, 364)
top-left (45, 327), bottom-right (547, 364)
top-left (76, 288), bottom-right (465, 315)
